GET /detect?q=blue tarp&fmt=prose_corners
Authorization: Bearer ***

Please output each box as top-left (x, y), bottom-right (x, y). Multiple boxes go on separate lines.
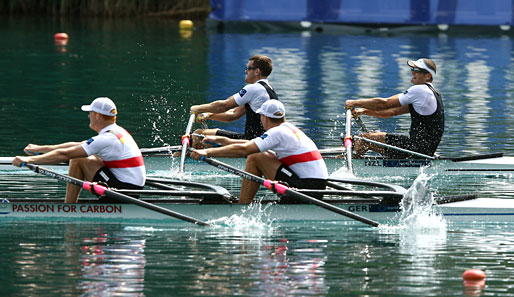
top-left (209, 0), bottom-right (514, 26)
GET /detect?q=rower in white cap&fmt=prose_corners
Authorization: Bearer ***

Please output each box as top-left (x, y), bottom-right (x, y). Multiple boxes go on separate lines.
top-left (190, 99), bottom-right (328, 204)
top-left (345, 58), bottom-right (444, 159)
top-left (12, 97), bottom-right (146, 203)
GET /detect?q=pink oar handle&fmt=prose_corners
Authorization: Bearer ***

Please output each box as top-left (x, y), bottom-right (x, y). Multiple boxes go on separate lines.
top-left (83, 182), bottom-right (106, 196)
top-left (263, 180), bottom-right (287, 195)
top-left (343, 136), bottom-right (352, 147)
top-left (181, 135), bottom-right (190, 146)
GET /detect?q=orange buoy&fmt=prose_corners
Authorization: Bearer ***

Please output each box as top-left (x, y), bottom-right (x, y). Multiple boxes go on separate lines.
top-left (54, 33), bottom-right (69, 40)
top-left (463, 269), bottom-right (486, 280)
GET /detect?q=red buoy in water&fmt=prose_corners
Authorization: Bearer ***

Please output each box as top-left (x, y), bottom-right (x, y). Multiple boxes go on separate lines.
top-left (54, 33), bottom-right (69, 40)
top-left (463, 269), bottom-right (486, 280)
top-left (463, 270), bottom-right (486, 296)
top-left (54, 33), bottom-right (69, 48)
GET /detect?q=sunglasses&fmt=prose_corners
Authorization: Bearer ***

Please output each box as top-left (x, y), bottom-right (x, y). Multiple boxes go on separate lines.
top-left (410, 67), bottom-right (429, 74)
top-left (245, 66), bottom-right (257, 71)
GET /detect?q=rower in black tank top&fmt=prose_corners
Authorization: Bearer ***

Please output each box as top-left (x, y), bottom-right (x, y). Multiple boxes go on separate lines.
top-left (408, 83), bottom-right (445, 156)
top-left (243, 81), bottom-right (279, 139)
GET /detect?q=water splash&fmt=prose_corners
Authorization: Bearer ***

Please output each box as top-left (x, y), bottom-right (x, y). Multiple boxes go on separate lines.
top-left (397, 170), bottom-right (446, 230)
top-left (378, 170), bottom-right (448, 262)
top-left (123, 202), bottom-right (278, 235)
top-left (208, 202), bottom-right (277, 235)
top-left (330, 166), bottom-right (356, 179)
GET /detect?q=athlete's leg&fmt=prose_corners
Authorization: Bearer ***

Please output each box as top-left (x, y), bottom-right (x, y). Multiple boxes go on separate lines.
top-left (65, 156), bottom-right (104, 203)
top-left (354, 131), bottom-right (387, 158)
top-left (239, 151), bottom-right (281, 204)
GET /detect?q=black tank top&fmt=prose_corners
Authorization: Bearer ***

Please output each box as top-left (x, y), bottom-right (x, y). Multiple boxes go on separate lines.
top-left (243, 81), bottom-right (279, 139)
top-left (408, 83), bottom-right (445, 155)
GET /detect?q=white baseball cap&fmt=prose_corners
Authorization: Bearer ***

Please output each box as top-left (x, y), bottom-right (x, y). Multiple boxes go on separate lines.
top-left (256, 99), bottom-right (285, 118)
top-left (81, 97), bottom-right (117, 116)
top-left (407, 58), bottom-right (436, 78)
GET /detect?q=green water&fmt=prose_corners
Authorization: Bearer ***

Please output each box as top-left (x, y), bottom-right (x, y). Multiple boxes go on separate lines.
top-left (1, 221), bottom-right (513, 296)
top-left (1, 17), bottom-right (209, 153)
top-left (2, 16), bottom-right (514, 296)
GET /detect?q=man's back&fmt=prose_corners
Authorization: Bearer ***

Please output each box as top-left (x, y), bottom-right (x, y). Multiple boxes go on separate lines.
top-left (234, 79), bottom-right (279, 139)
top-left (253, 122), bottom-right (328, 180)
top-left (82, 123), bottom-right (146, 186)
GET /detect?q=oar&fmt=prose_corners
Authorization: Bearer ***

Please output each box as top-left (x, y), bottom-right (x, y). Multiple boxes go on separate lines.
top-left (140, 145), bottom-right (181, 155)
top-left (354, 136), bottom-right (435, 160)
top-left (191, 133), bottom-right (220, 147)
top-left (21, 163), bottom-right (210, 226)
top-left (344, 109), bottom-right (354, 174)
top-left (180, 113), bottom-right (196, 173)
top-left (197, 154), bottom-right (380, 227)
top-left (353, 114), bottom-right (369, 133)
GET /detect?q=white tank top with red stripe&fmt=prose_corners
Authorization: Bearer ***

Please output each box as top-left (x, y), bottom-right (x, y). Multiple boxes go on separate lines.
top-left (81, 123), bottom-right (146, 186)
top-left (253, 122), bottom-right (328, 179)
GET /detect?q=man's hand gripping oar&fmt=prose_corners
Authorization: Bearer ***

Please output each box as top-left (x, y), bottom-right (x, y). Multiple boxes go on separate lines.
top-left (348, 107), bottom-right (369, 133)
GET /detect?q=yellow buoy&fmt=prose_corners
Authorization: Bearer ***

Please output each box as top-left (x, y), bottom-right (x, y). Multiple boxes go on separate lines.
top-left (179, 29), bottom-right (193, 39)
top-left (179, 20), bottom-right (194, 30)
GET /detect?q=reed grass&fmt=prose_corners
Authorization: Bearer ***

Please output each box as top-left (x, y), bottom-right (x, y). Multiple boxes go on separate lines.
top-left (1, 0), bottom-right (211, 18)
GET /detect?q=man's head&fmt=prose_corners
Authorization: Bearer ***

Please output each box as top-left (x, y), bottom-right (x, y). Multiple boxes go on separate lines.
top-left (407, 58), bottom-right (436, 84)
top-left (245, 55), bottom-right (273, 83)
top-left (256, 99), bottom-right (285, 129)
top-left (82, 97), bottom-right (117, 116)
top-left (82, 97), bottom-right (117, 130)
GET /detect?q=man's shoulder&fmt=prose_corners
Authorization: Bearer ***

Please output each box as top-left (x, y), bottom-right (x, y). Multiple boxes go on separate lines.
top-left (407, 84), bottom-right (424, 90)
top-left (405, 84), bottom-right (432, 95)
top-left (86, 132), bottom-right (114, 145)
top-left (411, 83), bottom-right (433, 90)
top-left (267, 123), bottom-right (292, 136)
top-left (93, 126), bottom-right (123, 142)
top-left (108, 124), bottom-right (129, 134)
top-left (254, 125), bottom-right (283, 143)
top-left (236, 82), bottom-right (269, 103)
top-left (244, 80), bottom-right (268, 92)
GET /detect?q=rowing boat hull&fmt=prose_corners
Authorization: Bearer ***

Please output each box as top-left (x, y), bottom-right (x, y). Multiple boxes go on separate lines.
top-left (0, 200), bottom-right (398, 223)
top-left (1, 198), bottom-right (513, 224)
top-left (350, 156), bottom-right (514, 176)
top-left (3, 155), bottom-right (514, 177)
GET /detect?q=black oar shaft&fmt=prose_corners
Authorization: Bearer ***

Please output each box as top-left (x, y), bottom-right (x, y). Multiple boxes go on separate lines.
top-left (354, 135), bottom-right (435, 159)
top-left (200, 156), bottom-right (379, 227)
top-left (354, 116), bottom-right (368, 133)
top-left (24, 164), bottom-right (210, 226)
